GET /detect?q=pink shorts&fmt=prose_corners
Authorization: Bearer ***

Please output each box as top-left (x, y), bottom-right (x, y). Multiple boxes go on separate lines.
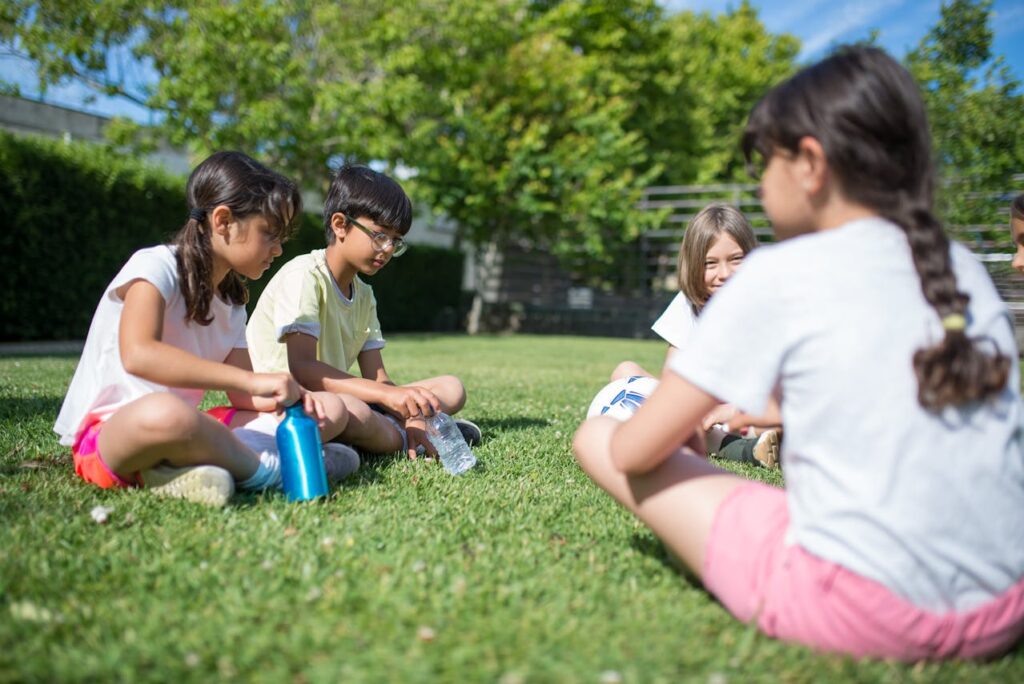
top-left (71, 405), bottom-right (238, 489)
top-left (703, 482), bottom-right (1024, 660)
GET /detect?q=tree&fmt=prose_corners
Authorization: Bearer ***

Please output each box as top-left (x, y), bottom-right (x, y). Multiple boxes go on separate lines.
top-left (905, 0), bottom-right (1024, 229)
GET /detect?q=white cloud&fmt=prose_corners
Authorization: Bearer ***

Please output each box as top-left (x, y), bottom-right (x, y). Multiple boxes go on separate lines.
top-left (798, 0), bottom-right (908, 58)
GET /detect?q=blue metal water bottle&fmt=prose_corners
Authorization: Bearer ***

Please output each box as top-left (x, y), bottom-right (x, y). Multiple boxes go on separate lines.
top-left (276, 403), bottom-right (328, 502)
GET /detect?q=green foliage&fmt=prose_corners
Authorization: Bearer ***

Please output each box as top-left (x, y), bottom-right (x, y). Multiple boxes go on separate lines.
top-left (0, 133), bottom-right (463, 341)
top-left (0, 131), bottom-right (182, 341)
top-left (2, 0), bottom-right (800, 264)
top-left (662, 2), bottom-right (800, 182)
top-left (3, 336), bottom-right (1024, 681)
top-left (905, 0), bottom-right (1024, 227)
top-left (250, 213), bottom-right (466, 335)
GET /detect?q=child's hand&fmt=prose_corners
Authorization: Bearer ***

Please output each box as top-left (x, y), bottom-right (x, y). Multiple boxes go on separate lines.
top-left (249, 372), bottom-right (302, 410)
top-left (701, 404), bottom-right (738, 431)
top-left (404, 416), bottom-right (437, 460)
top-left (381, 385), bottom-right (442, 420)
top-left (301, 390), bottom-right (330, 426)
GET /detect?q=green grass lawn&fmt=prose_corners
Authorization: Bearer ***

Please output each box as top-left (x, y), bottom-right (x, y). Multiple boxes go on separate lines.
top-left (2, 334), bottom-right (1021, 683)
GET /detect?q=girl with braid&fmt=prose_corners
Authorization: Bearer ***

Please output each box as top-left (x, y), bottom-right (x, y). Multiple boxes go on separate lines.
top-left (55, 151), bottom-right (352, 507)
top-left (574, 47), bottom-right (1024, 660)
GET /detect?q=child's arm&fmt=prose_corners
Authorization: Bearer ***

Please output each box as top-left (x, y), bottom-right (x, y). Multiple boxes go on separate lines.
top-left (222, 348), bottom-right (330, 423)
top-left (286, 333), bottom-right (440, 418)
top-left (119, 281), bottom-right (300, 408)
top-left (608, 369), bottom-right (718, 474)
top-left (700, 397), bottom-right (781, 432)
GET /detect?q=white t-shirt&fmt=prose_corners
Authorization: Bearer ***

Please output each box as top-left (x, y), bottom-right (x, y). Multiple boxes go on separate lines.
top-left (651, 292), bottom-right (698, 349)
top-left (669, 217), bottom-right (1024, 613)
top-left (54, 246), bottom-right (248, 445)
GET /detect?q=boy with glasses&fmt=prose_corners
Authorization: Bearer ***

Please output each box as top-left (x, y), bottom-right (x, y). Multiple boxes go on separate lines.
top-left (247, 165), bottom-right (481, 462)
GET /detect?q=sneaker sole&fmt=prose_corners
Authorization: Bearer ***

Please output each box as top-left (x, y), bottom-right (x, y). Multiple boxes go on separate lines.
top-left (141, 466), bottom-right (235, 507)
top-left (752, 431), bottom-right (780, 468)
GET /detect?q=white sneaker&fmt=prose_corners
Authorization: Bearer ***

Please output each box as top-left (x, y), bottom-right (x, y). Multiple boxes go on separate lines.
top-left (323, 443), bottom-right (360, 482)
top-left (140, 464), bottom-right (234, 507)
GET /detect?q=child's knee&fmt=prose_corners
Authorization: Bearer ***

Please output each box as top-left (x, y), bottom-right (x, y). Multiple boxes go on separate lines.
top-left (315, 392), bottom-right (349, 440)
top-left (133, 393), bottom-right (202, 439)
top-left (572, 417), bottom-right (612, 471)
top-left (337, 393), bottom-right (374, 424)
top-left (611, 361), bottom-right (645, 381)
top-left (437, 375), bottom-right (466, 412)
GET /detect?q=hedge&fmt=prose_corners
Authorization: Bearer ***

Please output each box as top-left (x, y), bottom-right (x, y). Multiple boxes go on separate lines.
top-left (0, 132), bottom-right (464, 341)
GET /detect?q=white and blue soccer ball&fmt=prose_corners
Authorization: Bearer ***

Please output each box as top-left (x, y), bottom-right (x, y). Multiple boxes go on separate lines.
top-left (586, 375), bottom-right (660, 421)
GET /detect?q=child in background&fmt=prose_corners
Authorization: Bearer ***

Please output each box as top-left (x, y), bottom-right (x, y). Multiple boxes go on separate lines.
top-left (574, 47), bottom-right (1024, 660)
top-left (611, 203), bottom-right (780, 467)
top-left (247, 165), bottom-right (480, 461)
top-left (54, 151), bottom-right (351, 507)
top-left (1011, 193), bottom-right (1024, 273)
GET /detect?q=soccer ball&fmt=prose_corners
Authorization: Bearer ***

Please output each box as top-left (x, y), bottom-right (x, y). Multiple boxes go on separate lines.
top-left (586, 375), bottom-right (660, 421)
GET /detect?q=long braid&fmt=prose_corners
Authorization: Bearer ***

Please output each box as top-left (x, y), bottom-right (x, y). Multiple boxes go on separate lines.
top-left (896, 205), bottom-right (1009, 409)
top-left (743, 46), bottom-right (1011, 411)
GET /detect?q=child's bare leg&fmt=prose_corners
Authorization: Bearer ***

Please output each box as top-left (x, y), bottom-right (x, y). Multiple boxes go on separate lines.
top-left (611, 361), bottom-right (651, 381)
top-left (98, 393), bottom-right (258, 481)
top-left (408, 375), bottom-right (466, 415)
top-left (573, 416), bottom-right (747, 576)
top-left (228, 392), bottom-right (348, 442)
top-left (335, 394), bottom-right (404, 453)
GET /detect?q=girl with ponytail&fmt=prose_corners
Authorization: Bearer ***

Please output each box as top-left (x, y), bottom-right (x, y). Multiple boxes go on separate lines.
top-left (574, 46), bottom-right (1024, 660)
top-left (55, 151), bottom-right (353, 507)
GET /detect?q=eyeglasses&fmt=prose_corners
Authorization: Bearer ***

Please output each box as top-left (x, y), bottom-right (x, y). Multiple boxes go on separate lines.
top-left (346, 214), bottom-right (408, 257)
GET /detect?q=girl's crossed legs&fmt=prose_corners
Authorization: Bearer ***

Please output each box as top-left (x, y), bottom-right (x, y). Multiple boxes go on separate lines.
top-left (573, 417), bottom-right (1024, 660)
top-left (94, 391), bottom-right (348, 485)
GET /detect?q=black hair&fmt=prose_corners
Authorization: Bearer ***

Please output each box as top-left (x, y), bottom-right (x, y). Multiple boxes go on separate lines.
top-left (322, 165), bottom-right (413, 244)
top-left (1012, 193), bottom-right (1024, 221)
top-left (174, 150), bottom-right (302, 325)
top-left (742, 45), bottom-right (1009, 410)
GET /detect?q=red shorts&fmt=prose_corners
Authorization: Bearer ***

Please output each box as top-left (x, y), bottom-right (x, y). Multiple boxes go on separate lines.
top-left (71, 405), bottom-right (238, 489)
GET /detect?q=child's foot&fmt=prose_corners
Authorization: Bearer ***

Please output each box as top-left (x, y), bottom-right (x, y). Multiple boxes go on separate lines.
top-left (323, 443), bottom-right (360, 482)
top-left (752, 430), bottom-right (780, 468)
top-left (455, 419), bottom-right (482, 447)
top-left (140, 464), bottom-right (234, 507)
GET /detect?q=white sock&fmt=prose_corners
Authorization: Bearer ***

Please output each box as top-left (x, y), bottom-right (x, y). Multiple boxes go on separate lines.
top-left (238, 451), bottom-right (282, 491)
top-left (233, 423), bottom-right (283, 491)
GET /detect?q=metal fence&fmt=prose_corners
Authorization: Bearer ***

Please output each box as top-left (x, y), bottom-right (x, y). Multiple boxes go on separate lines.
top-left (479, 180), bottom-right (1024, 340)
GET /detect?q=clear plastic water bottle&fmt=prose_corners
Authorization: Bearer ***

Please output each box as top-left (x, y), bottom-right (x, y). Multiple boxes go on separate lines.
top-left (426, 412), bottom-right (477, 475)
top-left (276, 403), bottom-right (329, 501)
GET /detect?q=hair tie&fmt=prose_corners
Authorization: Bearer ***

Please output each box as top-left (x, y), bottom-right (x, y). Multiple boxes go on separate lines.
top-left (188, 207), bottom-right (207, 223)
top-left (942, 313), bottom-right (967, 332)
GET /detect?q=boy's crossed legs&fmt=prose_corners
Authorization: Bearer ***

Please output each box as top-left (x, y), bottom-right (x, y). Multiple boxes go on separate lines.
top-left (333, 374), bottom-right (473, 457)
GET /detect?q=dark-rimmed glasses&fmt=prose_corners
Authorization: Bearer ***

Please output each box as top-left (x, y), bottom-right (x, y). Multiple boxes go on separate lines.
top-left (345, 214), bottom-right (408, 257)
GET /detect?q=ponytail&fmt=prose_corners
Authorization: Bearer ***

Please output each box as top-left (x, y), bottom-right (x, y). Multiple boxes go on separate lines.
top-left (892, 205), bottom-right (1009, 410)
top-left (173, 151), bottom-right (299, 326)
top-left (173, 214), bottom-right (248, 326)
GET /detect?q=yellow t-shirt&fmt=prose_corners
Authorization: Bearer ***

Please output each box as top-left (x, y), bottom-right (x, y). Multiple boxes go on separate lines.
top-left (247, 249), bottom-right (385, 374)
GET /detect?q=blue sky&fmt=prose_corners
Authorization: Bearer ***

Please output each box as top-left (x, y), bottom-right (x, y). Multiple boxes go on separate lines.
top-left (666, 0), bottom-right (1024, 73)
top-left (2, 0), bottom-right (1023, 122)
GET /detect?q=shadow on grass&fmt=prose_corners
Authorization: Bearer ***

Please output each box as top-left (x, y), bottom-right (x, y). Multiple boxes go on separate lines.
top-left (474, 416), bottom-right (549, 434)
top-left (629, 532), bottom-right (708, 592)
top-left (0, 396), bottom-right (65, 422)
